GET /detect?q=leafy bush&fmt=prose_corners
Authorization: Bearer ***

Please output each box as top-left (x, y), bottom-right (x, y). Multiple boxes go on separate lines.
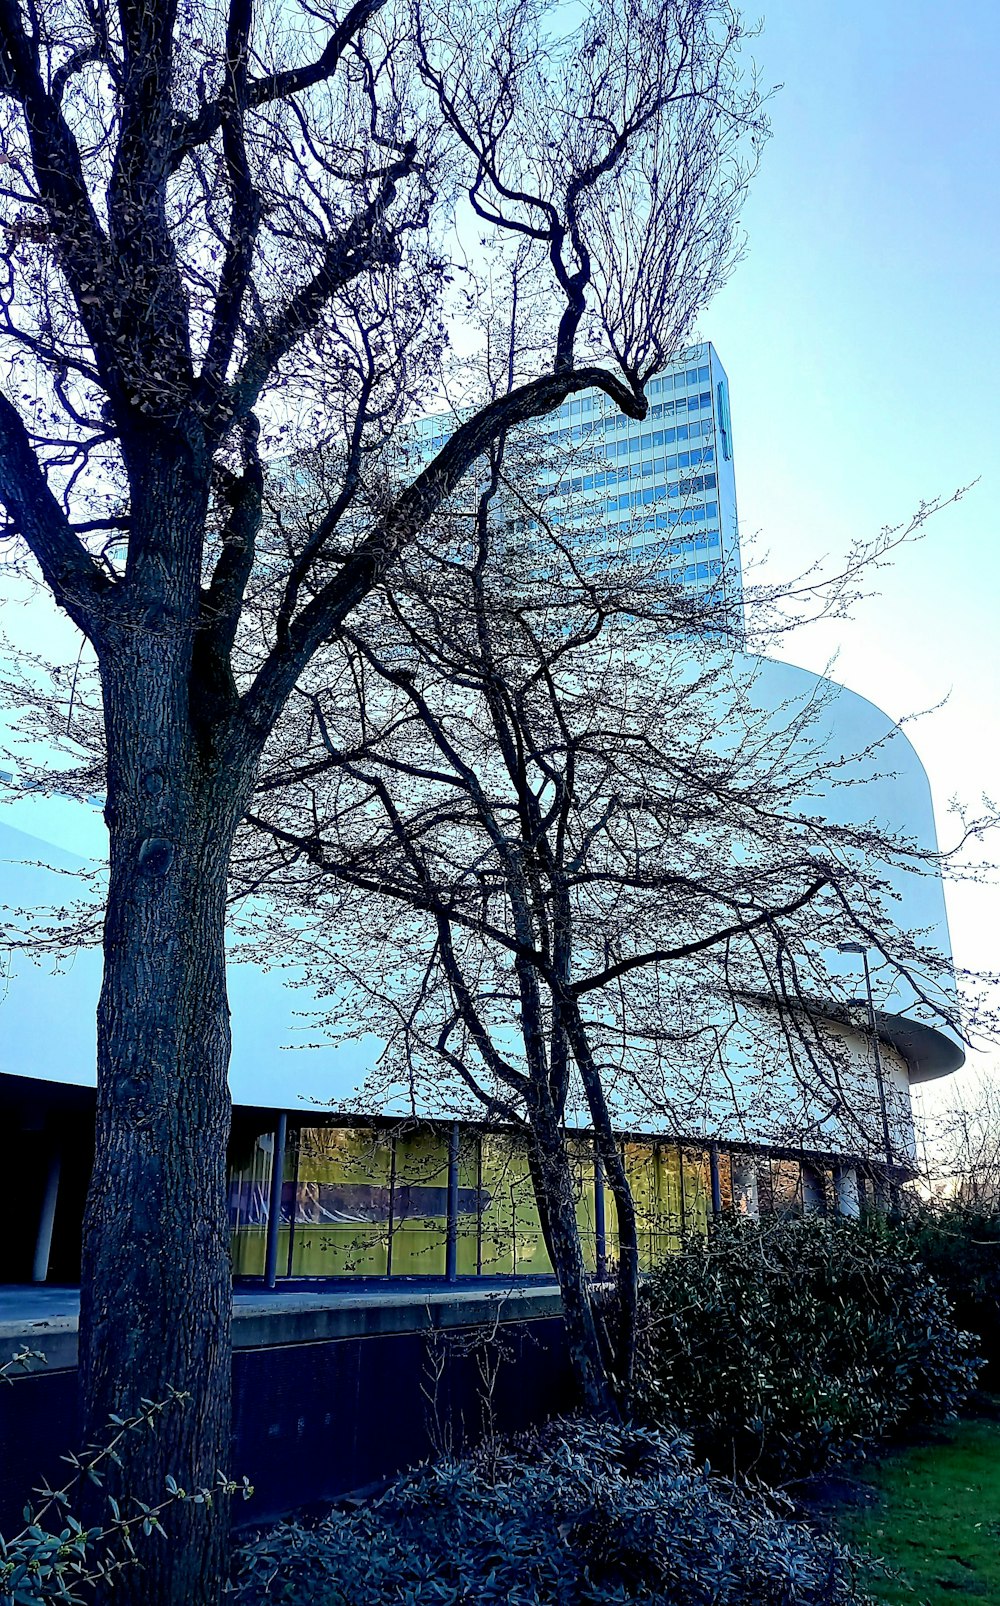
top-left (234, 1417), bottom-right (865, 1605)
top-left (632, 1214), bottom-right (982, 1482)
top-left (0, 1351), bottom-right (252, 1605)
top-left (905, 1201), bottom-right (1000, 1385)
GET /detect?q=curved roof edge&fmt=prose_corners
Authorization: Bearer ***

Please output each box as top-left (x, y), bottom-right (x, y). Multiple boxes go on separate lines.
top-left (739, 990), bottom-right (964, 1084)
top-left (737, 651), bottom-right (937, 796)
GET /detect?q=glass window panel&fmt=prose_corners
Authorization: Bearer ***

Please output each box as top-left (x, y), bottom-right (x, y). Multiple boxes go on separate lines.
top-left (228, 1128), bottom-right (278, 1277)
top-left (284, 1124), bottom-right (392, 1276)
top-left (480, 1134), bottom-right (550, 1278)
top-left (390, 1126), bottom-right (450, 1276)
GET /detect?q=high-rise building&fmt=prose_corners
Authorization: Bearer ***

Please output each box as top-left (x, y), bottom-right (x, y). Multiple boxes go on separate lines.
top-left (413, 340), bottom-right (743, 631)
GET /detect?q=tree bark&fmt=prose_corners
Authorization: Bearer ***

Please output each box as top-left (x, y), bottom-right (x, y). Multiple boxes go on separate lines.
top-left (78, 641), bottom-right (251, 1605)
top-left (561, 1003), bottom-right (640, 1415)
top-left (525, 1095), bottom-right (618, 1422)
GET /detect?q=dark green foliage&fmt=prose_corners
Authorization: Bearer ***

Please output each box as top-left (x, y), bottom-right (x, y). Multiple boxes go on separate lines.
top-left (631, 1214), bottom-right (982, 1482)
top-left (904, 1202), bottom-right (1000, 1386)
top-left (234, 1418), bottom-right (865, 1605)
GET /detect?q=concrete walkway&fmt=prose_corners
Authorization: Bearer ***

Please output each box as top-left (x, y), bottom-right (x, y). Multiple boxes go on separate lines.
top-left (0, 1278), bottom-right (566, 1371)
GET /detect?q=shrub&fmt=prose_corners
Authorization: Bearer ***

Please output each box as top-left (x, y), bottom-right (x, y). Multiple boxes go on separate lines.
top-left (632, 1213), bottom-right (982, 1482)
top-left (905, 1200), bottom-right (1000, 1386)
top-left (234, 1417), bottom-right (865, 1605)
top-left (0, 1352), bottom-right (252, 1605)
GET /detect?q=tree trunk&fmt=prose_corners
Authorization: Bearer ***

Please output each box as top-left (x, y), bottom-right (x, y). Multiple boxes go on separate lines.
top-left (561, 1004), bottom-right (640, 1415)
top-left (79, 649), bottom-right (250, 1606)
top-left (526, 1096), bottom-right (618, 1421)
top-left (593, 1130), bottom-right (640, 1414)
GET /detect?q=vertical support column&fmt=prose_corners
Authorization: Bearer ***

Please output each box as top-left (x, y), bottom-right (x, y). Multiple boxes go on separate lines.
top-left (708, 1142), bottom-right (723, 1221)
top-left (31, 1144), bottom-right (61, 1284)
top-left (445, 1120), bottom-right (460, 1283)
top-left (386, 1131), bottom-right (398, 1277)
top-left (732, 1155), bottom-right (759, 1219)
top-left (834, 1165), bottom-right (861, 1219)
top-left (594, 1147), bottom-right (607, 1280)
top-left (264, 1112), bottom-right (287, 1291)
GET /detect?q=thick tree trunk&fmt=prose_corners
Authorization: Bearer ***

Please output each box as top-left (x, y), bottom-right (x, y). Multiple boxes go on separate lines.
top-left (526, 1096), bottom-right (618, 1421)
top-left (79, 649), bottom-right (251, 1606)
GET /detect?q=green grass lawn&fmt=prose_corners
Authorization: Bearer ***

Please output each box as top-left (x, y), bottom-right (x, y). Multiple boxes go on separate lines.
top-left (831, 1415), bottom-right (1000, 1604)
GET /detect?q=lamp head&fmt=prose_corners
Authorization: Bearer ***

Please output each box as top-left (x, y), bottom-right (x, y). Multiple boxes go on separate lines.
top-left (837, 942), bottom-right (866, 955)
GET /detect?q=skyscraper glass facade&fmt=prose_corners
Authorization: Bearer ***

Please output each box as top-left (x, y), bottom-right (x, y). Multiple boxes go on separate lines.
top-left (413, 341), bottom-right (742, 632)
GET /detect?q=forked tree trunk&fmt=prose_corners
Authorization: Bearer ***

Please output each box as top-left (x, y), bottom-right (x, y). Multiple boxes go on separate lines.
top-left (561, 1004), bottom-right (640, 1414)
top-left (79, 648), bottom-right (252, 1606)
top-left (526, 1096), bottom-right (618, 1421)
top-left (593, 1132), bottom-right (640, 1413)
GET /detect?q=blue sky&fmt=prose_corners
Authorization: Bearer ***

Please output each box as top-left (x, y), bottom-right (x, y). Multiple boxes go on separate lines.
top-left (700, 1), bottom-right (1000, 1102)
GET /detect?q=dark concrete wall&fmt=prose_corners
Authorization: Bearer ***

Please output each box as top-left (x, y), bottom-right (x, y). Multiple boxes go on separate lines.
top-left (0, 1311), bottom-right (574, 1537)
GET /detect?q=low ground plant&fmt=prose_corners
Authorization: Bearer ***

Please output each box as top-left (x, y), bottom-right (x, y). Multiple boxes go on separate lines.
top-left (631, 1214), bottom-right (981, 1482)
top-left (234, 1417), bottom-right (866, 1606)
top-left (0, 1351), bottom-right (251, 1605)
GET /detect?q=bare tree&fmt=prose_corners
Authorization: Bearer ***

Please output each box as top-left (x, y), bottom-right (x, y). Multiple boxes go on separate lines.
top-left (919, 1074), bottom-right (1000, 1209)
top-left (237, 437), bottom-right (973, 1414)
top-left (0, 0), bottom-right (767, 1592)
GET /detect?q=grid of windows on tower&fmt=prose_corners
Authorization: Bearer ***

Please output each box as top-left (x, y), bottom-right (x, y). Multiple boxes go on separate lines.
top-left (406, 345), bottom-right (740, 613)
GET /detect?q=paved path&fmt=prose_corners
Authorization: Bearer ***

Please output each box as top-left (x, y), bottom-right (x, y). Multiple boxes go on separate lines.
top-left (0, 1278), bottom-right (567, 1370)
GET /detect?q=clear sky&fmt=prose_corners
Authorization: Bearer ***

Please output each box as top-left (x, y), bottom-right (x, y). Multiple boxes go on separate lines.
top-left (699, 0), bottom-right (1000, 1111)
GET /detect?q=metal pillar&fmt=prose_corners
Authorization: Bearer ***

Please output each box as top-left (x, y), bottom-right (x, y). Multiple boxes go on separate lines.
top-left (594, 1148), bottom-right (607, 1279)
top-left (732, 1156), bottom-right (759, 1219)
top-left (31, 1145), bottom-right (61, 1284)
top-left (264, 1113), bottom-right (287, 1291)
top-left (445, 1120), bottom-right (460, 1283)
top-left (834, 1165), bottom-right (861, 1219)
top-left (708, 1141), bottom-right (723, 1220)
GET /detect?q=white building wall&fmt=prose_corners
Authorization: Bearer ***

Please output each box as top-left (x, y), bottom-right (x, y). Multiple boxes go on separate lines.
top-left (0, 652), bottom-right (962, 1161)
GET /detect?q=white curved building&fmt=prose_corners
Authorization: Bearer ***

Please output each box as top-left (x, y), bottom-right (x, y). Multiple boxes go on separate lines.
top-left (0, 647), bottom-right (961, 1285)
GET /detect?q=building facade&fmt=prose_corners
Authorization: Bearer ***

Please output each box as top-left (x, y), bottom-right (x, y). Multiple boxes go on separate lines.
top-left (0, 345), bottom-right (964, 1287)
top-left (412, 342), bottom-right (743, 631)
top-left (0, 651), bottom-right (963, 1287)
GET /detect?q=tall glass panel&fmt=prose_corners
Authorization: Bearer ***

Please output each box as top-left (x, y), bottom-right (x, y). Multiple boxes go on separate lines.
top-left (455, 1131), bottom-right (483, 1276)
top-left (568, 1137), bottom-right (599, 1273)
top-left (286, 1125), bottom-right (391, 1275)
top-left (389, 1126), bottom-right (449, 1276)
top-left (680, 1147), bottom-right (710, 1240)
top-left (479, 1133), bottom-right (552, 1276)
top-left (228, 1127), bottom-right (279, 1277)
top-left (625, 1143), bottom-right (666, 1269)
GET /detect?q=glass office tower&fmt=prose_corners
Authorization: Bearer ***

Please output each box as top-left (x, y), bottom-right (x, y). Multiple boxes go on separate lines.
top-left (413, 341), bottom-right (742, 634)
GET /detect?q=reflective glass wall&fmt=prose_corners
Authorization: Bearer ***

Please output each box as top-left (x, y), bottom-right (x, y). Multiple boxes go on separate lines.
top-left (228, 1118), bottom-right (722, 1282)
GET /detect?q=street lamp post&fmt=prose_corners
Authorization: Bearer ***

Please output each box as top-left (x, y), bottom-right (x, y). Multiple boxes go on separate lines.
top-left (837, 942), bottom-right (896, 1204)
